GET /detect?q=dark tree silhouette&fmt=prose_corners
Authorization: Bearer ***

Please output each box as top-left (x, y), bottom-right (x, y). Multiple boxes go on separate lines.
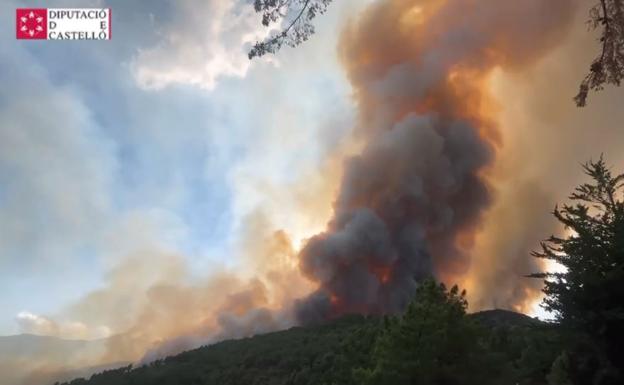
top-left (354, 280), bottom-right (491, 385)
top-left (575, 0), bottom-right (624, 106)
top-left (248, 0), bottom-right (332, 59)
top-left (531, 157), bottom-right (624, 378)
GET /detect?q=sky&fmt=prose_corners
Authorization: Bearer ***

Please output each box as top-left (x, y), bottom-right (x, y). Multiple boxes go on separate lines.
top-left (0, 0), bottom-right (623, 342)
top-left (0, 0), bottom-right (361, 337)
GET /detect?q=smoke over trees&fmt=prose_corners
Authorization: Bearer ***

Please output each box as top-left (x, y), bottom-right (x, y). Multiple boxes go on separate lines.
top-left (292, 0), bottom-right (576, 323)
top-left (531, 157), bottom-right (624, 382)
top-left (52, 159), bottom-right (624, 385)
top-left (250, 0), bottom-right (624, 106)
top-left (354, 280), bottom-right (489, 385)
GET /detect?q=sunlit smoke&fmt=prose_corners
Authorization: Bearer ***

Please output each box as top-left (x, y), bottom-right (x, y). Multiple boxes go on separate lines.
top-left (4, 1), bottom-right (596, 384)
top-left (294, 0), bottom-right (578, 323)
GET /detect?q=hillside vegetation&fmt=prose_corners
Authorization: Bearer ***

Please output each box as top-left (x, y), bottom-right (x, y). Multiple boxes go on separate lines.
top-left (56, 306), bottom-right (560, 385)
top-left (57, 159), bottom-right (623, 385)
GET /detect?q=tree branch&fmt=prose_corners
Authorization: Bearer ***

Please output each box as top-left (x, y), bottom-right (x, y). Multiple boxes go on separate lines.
top-left (281, 0), bottom-right (311, 38)
top-left (600, 0), bottom-right (611, 62)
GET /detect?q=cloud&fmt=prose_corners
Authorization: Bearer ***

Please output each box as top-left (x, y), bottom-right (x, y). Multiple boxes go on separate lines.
top-left (0, 2), bottom-right (360, 384)
top-left (0, 38), bottom-right (117, 268)
top-left (36, 245), bottom-right (304, 365)
top-left (15, 312), bottom-right (59, 336)
top-left (0, 0), bottom-right (204, 336)
top-left (132, 0), bottom-right (274, 90)
top-left (15, 312), bottom-right (111, 340)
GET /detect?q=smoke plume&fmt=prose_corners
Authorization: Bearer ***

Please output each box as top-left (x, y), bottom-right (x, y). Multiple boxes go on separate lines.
top-left (10, 1), bottom-right (617, 383)
top-left (295, 0), bottom-right (577, 322)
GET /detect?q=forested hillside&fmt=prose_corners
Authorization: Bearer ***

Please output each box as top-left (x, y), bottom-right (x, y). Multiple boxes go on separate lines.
top-left (56, 303), bottom-right (561, 385)
top-left (56, 160), bottom-right (624, 385)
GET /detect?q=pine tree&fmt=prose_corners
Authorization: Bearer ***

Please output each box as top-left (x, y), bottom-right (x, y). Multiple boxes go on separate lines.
top-left (531, 157), bottom-right (624, 379)
top-left (355, 280), bottom-right (489, 385)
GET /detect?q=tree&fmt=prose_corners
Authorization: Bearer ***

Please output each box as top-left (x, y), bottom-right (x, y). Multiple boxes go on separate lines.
top-left (531, 157), bottom-right (624, 380)
top-left (575, 0), bottom-right (624, 106)
top-left (547, 351), bottom-right (573, 385)
top-left (354, 280), bottom-right (490, 385)
top-left (248, 0), bottom-right (333, 59)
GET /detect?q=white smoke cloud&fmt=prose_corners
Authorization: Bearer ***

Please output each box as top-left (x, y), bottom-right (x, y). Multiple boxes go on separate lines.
top-left (15, 312), bottom-right (58, 336)
top-left (0, 42), bottom-right (116, 269)
top-left (132, 0), bottom-right (275, 90)
top-left (15, 312), bottom-right (111, 340)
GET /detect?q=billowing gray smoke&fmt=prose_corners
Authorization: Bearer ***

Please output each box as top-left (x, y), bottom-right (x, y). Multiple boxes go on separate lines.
top-left (297, 116), bottom-right (494, 321)
top-left (295, 0), bottom-right (577, 323)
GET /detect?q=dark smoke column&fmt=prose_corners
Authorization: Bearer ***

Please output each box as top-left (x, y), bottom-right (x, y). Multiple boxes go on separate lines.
top-left (295, 0), bottom-right (577, 323)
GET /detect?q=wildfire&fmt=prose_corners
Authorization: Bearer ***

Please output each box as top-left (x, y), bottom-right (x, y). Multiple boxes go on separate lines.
top-left (370, 265), bottom-right (393, 284)
top-left (295, 0), bottom-right (576, 322)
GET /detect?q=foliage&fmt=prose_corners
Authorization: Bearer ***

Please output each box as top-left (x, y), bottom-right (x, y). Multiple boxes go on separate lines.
top-left (531, 157), bottom-right (624, 383)
top-left (354, 280), bottom-right (490, 385)
top-left (248, 0), bottom-right (333, 59)
top-left (55, 158), bottom-right (624, 385)
top-left (575, 0), bottom-right (624, 106)
top-left (56, 295), bottom-right (562, 385)
top-left (57, 315), bottom-right (380, 385)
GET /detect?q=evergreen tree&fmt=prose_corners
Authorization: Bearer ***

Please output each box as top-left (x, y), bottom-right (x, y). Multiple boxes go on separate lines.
top-left (531, 157), bottom-right (624, 381)
top-left (355, 280), bottom-right (490, 385)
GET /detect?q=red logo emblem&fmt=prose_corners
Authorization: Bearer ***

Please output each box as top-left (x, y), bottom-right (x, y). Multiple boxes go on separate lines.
top-left (16, 9), bottom-right (47, 39)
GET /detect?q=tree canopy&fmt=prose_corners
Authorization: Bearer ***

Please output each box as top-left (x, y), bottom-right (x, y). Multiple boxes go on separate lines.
top-left (531, 157), bottom-right (624, 383)
top-left (575, 0), bottom-right (624, 106)
top-left (248, 0), bottom-right (332, 59)
top-left (354, 280), bottom-right (490, 385)
top-left (55, 283), bottom-right (564, 385)
top-left (54, 157), bottom-right (624, 384)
